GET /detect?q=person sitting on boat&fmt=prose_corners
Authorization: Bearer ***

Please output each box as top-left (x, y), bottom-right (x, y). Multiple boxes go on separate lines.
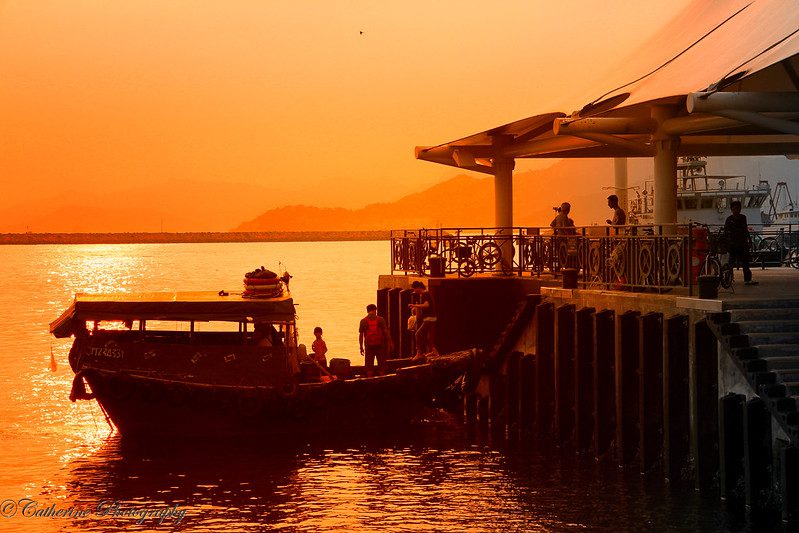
top-left (311, 326), bottom-right (328, 368)
top-left (359, 304), bottom-right (392, 376)
top-left (409, 281), bottom-right (438, 360)
top-left (550, 202), bottom-right (575, 235)
top-left (606, 194), bottom-right (627, 227)
top-left (725, 200), bottom-right (758, 286)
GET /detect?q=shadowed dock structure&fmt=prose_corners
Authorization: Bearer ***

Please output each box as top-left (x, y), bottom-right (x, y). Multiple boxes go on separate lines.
top-left (378, 268), bottom-right (799, 525)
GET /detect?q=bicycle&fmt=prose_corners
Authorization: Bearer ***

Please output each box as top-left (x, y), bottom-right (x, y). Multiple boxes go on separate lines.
top-left (698, 224), bottom-right (733, 289)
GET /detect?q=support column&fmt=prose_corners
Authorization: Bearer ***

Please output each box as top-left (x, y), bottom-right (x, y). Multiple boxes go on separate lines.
top-left (494, 157), bottom-right (515, 272)
top-left (614, 158), bottom-right (628, 214)
top-left (652, 106), bottom-right (680, 231)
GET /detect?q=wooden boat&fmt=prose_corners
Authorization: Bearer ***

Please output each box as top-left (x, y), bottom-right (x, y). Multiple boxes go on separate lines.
top-left (50, 284), bottom-right (473, 438)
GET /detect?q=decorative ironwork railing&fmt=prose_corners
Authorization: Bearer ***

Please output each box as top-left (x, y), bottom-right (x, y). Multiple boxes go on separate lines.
top-left (390, 226), bottom-right (692, 291)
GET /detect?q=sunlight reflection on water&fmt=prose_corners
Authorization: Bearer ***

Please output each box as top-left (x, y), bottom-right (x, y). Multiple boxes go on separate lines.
top-left (0, 242), bottom-right (743, 531)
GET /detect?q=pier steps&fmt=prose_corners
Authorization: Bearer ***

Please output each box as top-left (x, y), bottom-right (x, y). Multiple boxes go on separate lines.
top-left (729, 307), bottom-right (799, 321)
top-left (710, 302), bottom-right (799, 447)
top-left (737, 320), bottom-right (799, 333)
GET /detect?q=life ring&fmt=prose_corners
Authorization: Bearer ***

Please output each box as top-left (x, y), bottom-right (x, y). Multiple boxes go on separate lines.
top-left (243, 276), bottom-right (279, 285)
top-left (278, 381), bottom-right (299, 398)
top-left (243, 289), bottom-right (282, 299)
top-left (237, 394), bottom-right (262, 418)
top-left (243, 285), bottom-right (282, 293)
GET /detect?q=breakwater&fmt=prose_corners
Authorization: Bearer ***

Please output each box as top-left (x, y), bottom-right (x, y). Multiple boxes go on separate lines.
top-left (0, 231), bottom-right (390, 245)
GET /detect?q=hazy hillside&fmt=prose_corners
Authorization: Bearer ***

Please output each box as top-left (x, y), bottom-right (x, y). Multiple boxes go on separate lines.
top-left (235, 158), bottom-right (620, 231)
top-left (0, 179), bottom-right (298, 233)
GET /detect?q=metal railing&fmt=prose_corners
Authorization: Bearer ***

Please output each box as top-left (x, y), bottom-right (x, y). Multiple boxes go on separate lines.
top-left (390, 225), bottom-right (691, 291)
top-left (391, 224), bottom-right (799, 292)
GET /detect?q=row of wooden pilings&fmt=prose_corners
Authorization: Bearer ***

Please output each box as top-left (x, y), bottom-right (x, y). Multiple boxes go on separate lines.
top-left (464, 299), bottom-right (798, 526)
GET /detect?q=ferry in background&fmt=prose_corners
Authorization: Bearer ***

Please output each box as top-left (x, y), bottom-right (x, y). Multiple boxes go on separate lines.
top-left (768, 181), bottom-right (799, 228)
top-left (629, 157), bottom-right (772, 227)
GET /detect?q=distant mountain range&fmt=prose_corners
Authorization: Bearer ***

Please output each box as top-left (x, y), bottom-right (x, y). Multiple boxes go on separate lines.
top-left (234, 158), bottom-right (621, 231)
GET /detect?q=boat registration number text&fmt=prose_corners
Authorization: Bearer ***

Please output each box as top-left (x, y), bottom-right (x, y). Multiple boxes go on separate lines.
top-left (87, 346), bottom-right (124, 359)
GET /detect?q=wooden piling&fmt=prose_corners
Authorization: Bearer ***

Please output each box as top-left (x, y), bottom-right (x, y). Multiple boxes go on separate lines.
top-left (694, 319), bottom-right (719, 491)
top-left (575, 307), bottom-right (595, 453)
top-left (593, 309), bottom-right (615, 460)
top-left (387, 288), bottom-right (401, 356)
top-left (489, 373), bottom-right (508, 439)
top-left (535, 302), bottom-right (556, 435)
top-left (376, 288), bottom-right (389, 321)
top-left (616, 310), bottom-right (640, 466)
top-left (719, 393), bottom-right (746, 502)
top-left (781, 445), bottom-right (799, 526)
top-left (465, 393), bottom-right (478, 426)
top-left (478, 395), bottom-right (489, 430)
top-left (506, 351), bottom-right (522, 438)
top-left (664, 314), bottom-right (690, 483)
top-left (639, 312), bottom-right (664, 473)
top-left (399, 288), bottom-right (413, 357)
top-left (555, 304), bottom-right (577, 447)
top-left (744, 397), bottom-right (773, 513)
top-left (519, 354), bottom-right (536, 438)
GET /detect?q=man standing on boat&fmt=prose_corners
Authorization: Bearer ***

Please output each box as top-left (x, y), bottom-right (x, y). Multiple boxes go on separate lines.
top-left (725, 200), bottom-right (758, 286)
top-left (359, 304), bottom-right (392, 376)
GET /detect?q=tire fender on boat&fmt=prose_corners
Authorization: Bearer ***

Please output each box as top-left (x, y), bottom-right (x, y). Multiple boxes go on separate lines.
top-left (278, 381), bottom-right (299, 399)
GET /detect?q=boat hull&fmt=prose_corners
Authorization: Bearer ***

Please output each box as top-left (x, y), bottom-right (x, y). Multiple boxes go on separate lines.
top-left (81, 365), bottom-right (442, 438)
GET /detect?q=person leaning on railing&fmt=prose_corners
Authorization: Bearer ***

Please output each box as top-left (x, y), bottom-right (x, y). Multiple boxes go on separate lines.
top-left (550, 202), bottom-right (576, 235)
top-left (606, 195), bottom-right (628, 287)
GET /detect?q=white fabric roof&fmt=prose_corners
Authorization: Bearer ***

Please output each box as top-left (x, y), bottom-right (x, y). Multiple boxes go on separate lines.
top-left (416, 0), bottom-right (799, 171)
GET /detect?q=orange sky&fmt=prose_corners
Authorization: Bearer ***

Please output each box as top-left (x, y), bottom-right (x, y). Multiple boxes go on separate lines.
top-left (0, 1), bottom-right (694, 231)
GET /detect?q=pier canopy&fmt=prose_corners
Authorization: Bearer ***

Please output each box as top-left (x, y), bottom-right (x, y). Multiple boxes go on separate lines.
top-left (416, 0), bottom-right (799, 226)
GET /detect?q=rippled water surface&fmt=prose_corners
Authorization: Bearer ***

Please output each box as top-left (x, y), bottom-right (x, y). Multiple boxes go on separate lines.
top-left (0, 242), bottom-right (748, 531)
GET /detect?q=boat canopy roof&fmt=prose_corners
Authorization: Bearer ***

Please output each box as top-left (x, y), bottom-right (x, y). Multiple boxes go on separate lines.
top-left (50, 291), bottom-right (296, 338)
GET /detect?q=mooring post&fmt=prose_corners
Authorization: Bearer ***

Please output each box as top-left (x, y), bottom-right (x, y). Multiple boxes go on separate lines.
top-left (664, 314), bottom-right (690, 483)
top-left (519, 353), bottom-right (536, 438)
top-left (744, 397), bottom-right (773, 513)
top-left (593, 309), bottom-right (615, 460)
top-left (535, 302), bottom-right (556, 435)
top-left (555, 304), bottom-right (577, 447)
top-left (719, 393), bottom-right (746, 502)
top-left (782, 445), bottom-right (799, 526)
top-left (616, 310), bottom-right (641, 466)
top-left (694, 319), bottom-right (719, 492)
top-left (639, 312), bottom-right (664, 474)
top-left (575, 307), bottom-right (595, 453)
top-left (506, 351), bottom-right (522, 439)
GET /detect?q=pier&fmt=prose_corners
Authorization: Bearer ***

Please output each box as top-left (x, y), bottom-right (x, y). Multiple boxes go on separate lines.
top-left (379, 253), bottom-right (799, 527)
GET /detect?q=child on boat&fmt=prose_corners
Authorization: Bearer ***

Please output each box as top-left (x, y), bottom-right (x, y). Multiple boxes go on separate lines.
top-left (311, 326), bottom-right (328, 368)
